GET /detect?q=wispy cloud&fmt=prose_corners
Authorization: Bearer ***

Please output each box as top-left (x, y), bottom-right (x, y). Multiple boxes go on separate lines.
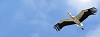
top-left (66, 0), bottom-right (100, 37)
top-left (21, 0), bottom-right (52, 29)
top-left (67, 0), bottom-right (99, 14)
top-left (85, 23), bottom-right (100, 37)
top-left (15, 0), bottom-right (100, 37)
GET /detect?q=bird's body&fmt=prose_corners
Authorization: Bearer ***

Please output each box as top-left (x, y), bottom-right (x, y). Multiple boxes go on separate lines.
top-left (53, 7), bottom-right (97, 31)
top-left (67, 12), bottom-right (84, 30)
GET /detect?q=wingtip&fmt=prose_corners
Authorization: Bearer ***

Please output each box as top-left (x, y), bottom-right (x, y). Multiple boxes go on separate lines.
top-left (53, 23), bottom-right (61, 31)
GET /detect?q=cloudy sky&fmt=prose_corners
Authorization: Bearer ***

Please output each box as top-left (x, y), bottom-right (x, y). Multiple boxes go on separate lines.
top-left (0, 0), bottom-right (100, 37)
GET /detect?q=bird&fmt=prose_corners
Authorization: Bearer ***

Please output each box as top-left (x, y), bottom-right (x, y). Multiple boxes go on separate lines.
top-left (66, 12), bottom-right (84, 30)
top-left (53, 7), bottom-right (97, 31)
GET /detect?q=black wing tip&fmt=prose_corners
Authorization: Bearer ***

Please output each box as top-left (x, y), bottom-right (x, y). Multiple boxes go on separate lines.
top-left (53, 23), bottom-right (61, 31)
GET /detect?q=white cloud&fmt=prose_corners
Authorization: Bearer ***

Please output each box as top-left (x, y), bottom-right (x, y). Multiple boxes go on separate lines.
top-left (67, 0), bottom-right (99, 14)
top-left (85, 23), bottom-right (100, 37)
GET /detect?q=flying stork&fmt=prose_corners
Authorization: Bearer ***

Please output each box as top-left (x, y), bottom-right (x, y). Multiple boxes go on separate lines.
top-left (53, 7), bottom-right (97, 31)
top-left (66, 12), bottom-right (84, 30)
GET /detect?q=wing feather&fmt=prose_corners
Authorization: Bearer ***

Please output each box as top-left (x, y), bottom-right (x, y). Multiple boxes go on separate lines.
top-left (53, 18), bottom-right (75, 31)
top-left (75, 10), bottom-right (89, 22)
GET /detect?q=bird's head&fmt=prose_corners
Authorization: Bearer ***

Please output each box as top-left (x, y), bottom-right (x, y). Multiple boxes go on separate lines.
top-left (88, 7), bottom-right (97, 15)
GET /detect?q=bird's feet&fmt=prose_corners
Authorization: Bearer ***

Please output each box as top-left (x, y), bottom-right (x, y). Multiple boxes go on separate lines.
top-left (81, 28), bottom-right (84, 30)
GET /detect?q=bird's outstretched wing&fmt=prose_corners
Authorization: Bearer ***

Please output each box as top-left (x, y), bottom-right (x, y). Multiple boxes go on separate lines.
top-left (53, 18), bottom-right (75, 31)
top-left (75, 10), bottom-right (89, 22)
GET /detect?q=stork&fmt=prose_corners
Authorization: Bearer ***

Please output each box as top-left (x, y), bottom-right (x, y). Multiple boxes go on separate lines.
top-left (66, 12), bottom-right (84, 30)
top-left (53, 7), bottom-right (97, 31)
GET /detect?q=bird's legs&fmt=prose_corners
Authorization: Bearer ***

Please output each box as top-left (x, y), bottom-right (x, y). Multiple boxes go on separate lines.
top-left (81, 28), bottom-right (84, 30)
top-left (78, 23), bottom-right (84, 30)
top-left (80, 26), bottom-right (84, 30)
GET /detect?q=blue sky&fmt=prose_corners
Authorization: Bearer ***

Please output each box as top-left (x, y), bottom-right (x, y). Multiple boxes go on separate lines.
top-left (0, 0), bottom-right (100, 37)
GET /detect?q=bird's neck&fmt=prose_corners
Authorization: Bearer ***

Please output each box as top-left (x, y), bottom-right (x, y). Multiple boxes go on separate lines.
top-left (68, 13), bottom-right (73, 18)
